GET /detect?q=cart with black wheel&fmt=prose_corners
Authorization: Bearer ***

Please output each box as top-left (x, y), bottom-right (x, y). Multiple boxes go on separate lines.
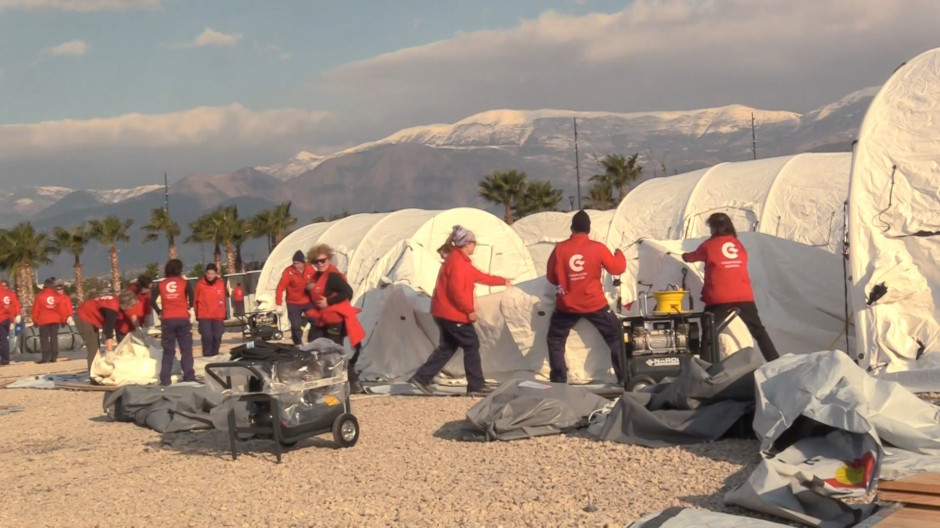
top-left (204, 340), bottom-right (359, 463)
top-left (238, 310), bottom-right (283, 342)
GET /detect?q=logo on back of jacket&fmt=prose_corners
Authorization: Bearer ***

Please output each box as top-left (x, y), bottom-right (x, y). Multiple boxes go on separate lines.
top-left (46, 296), bottom-right (56, 307)
top-left (3, 296), bottom-right (10, 306)
top-left (165, 280), bottom-right (180, 298)
top-left (568, 254), bottom-right (588, 281)
top-left (720, 242), bottom-right (743, 269)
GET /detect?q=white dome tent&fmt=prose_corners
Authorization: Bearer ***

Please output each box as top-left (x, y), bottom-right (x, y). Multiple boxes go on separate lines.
top-left (255, 218), bottom-right (340, 309)
top-left (848, 47), bottom-right (940, 384)
top-left (512, 210), bottom-right (615, 272)
top-left (605, 152), bottom-right (852, 304)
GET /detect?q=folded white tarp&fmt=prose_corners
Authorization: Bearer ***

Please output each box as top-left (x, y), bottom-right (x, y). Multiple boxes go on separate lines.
top-left (91, 332), bottom-right (180, 386)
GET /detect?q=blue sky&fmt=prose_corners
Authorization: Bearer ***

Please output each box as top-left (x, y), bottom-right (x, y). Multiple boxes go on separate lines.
top-left (0, 0), bottom-right (936, 188)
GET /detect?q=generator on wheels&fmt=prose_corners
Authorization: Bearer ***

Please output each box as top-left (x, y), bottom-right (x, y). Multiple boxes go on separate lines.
top-left (619, 288), bottom-right (735, 391)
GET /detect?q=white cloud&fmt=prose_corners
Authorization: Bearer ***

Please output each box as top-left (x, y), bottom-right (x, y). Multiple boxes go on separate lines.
top-left (260, 42), bottom-right (290, 61)
top-left (313, 0), bottom-right (940, 129)
top-left (0, 0), bottom-right (162, 11)
top-left (44, 39), bottom-right (89, 57)
top-left (177, 27), bottom-right (243, 49)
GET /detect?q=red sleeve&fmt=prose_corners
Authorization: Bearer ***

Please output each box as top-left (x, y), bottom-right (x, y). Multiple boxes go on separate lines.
top-left (275, 268), bottom-right (289, 306)
top-left (682, 242), bottom-right (708, 263)
top-left (546, 248), bottom-right (558, 286)
top-left (599, 244), bottom-right (627, 275)
top-left (58, 297), bottom-right (73, 321)
top-left (471, 266), bottom-right (506, 287)
top-left (193, 282), bottom-right (202, 311)
top-left (447, 272), bottom-right (475, 315)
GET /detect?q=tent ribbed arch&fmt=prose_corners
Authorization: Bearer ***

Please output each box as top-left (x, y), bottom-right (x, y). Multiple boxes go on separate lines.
top-left (308, 212), bottom-right (390, 273)
top-left (255, 219), bottom-right (337, 303)
top-left (678, 162), bottom-right (726, 238)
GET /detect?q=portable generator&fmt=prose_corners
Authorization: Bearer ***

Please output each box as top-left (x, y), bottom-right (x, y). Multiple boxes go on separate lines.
top-left (619, 290), bottom-right (732, 391)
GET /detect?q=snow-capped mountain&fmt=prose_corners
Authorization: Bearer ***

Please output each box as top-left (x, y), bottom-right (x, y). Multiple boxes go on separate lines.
top-left (254, 151), bottom-right (326, 180)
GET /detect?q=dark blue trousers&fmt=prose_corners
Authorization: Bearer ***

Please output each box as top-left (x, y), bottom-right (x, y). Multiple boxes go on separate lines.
top-left (412, 317), bottom-right (485, 392)
top-left (198, 319), bottom-right (224, 357)
top-left (286, 302), bottom-right (313, 345)
top-left (0, 320), bottom-right (9, 364)
top-left (160, 318), bottom-right (194, 386)
top-left (546, 307), bottom-right (623, 383)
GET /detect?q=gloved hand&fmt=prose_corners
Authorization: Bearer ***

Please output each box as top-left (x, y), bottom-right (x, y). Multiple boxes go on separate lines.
top-left (67, 316), bottom-right (75, 326)
top-left (14, 315), bottom-right (21, 324)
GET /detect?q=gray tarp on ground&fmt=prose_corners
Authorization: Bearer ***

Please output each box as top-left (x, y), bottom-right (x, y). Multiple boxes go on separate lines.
top-left (725, 350), bottom-right (940, 528)
top-left (465, 379), bottom-right (610, 441)
top-left (593, 347), bottom-right (762, 447)
top-left (103, 384), bottom-right (222, 433)
top-left (627, 507), bottom-right (791, 527)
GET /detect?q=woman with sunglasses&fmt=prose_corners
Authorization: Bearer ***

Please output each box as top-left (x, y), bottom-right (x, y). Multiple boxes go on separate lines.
top-left (304, 244), bottom-right (366, 393)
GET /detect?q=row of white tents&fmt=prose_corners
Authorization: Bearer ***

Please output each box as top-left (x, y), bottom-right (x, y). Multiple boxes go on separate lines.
top-left (255, 47), bottom-right (939, 388)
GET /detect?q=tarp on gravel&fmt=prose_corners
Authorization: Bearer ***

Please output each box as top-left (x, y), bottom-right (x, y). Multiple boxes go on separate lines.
top-left (465, 379), bottom-right (610, 441)
top-left (103, 384), bottom-right (221, 433)
top-left (627, 507), bottom-right (791, 527)
top-left (593, 347), bottom-right (762, 447)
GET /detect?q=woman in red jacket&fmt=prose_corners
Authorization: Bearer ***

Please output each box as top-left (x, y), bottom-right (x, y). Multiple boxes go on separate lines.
top-left (194, 263), bottom-right (227, 357)
top-left (682, 212), bottom-right (779, 361)
top-left (408, 226), bottom-right (512, 396)
top-left (276, 250), bottom-right (315, 344)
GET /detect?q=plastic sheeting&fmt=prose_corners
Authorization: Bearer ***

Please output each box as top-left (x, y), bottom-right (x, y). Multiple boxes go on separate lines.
top-left (91, 332), bottom-right (180, 386)
top-left (848, 47), bottom-right (940, 378)
top-left (103, 384), bottom-right (220, 433)
top-left (627, 508), bottom-right (791, 528)
top-left (465, 379), bottom-right (610, 441)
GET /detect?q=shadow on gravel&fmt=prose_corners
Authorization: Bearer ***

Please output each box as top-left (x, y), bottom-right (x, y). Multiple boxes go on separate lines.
top-left (432, 419), bottom-right (486, 442)
top-left (143, 429), bottom-right (339, 461)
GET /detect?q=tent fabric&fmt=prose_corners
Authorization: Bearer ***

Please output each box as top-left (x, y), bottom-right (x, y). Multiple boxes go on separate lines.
top-left (606, 153), bottom-right (851, 305)
top-left (627, 508), bottom-right (792, 528)
top-left (848, 46), bottom-right (940, 377)
top-left (725, 350), bottom-right (940, 527)
top-left (103, 384), bottom-right (221, 433)
top-left (512, 210), bottom-right (615, 272)
top-left (465, 378), bottom-right (610, 441)
top-left (593, 347), bottom-right (763, 447)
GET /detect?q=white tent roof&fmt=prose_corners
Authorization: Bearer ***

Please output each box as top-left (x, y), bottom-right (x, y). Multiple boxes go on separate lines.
top-left (849, 47), bottom-right (940, 377)
top-left (605, 153), bottom-right (852, 302)
top-left (255, 218), bottom-right (339, 307)
top-left (512, 209), bottom-right (615, 272)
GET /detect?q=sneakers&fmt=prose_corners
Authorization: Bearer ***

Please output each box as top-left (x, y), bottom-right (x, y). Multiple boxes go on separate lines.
top-left (466, 386), bottom-right (494, 397)
top-left (407, 376), bottom-right (433, 395)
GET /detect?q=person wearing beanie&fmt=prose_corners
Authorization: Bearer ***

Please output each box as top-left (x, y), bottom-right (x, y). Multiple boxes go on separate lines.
top-left (32, 278), bottom-right (67, 364)
top-left (194, 263), bottom-right (228, 357)
top-left (275, 249), bottom-right (315, 344)
top-left (546, 210), bottom-right (627, 384)
top-left (409, 225), bottom-right (513, 397)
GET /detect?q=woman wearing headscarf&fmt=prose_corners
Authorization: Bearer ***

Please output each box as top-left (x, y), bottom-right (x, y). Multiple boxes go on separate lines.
top-left (408, 226), bottom-right (512, 396)
top-left (682, 212), bottom-right (779, 361)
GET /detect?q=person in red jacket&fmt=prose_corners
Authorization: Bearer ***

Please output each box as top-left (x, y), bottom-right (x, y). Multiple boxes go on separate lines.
top-left (151, 259), bottom-right (196, 385)
top-left (114, 289), bottom-right (146, 343)
top-left (231, 283), bottom-right (245, 317)
top-left (129, 275), bottom-right (153, 327)
top-left (682, 212), bottom-right (779, 361)
top-left (275, 250), bottom-right (315, 344)
top-left (32, 278), bottom-right (68, 364)
top-left (408, 226), bottom-right (512, 396)
top-left (0, 279), bottom-right (21, 366)
top-left (54, 279), bottom-right (73, 324)
top-left (546, 211), bottom-right (627, 384)
top-left (75, 290), bottom-right (139, 374)
top-left (194, 263), bottom-right (227, 357)
top-left (303, 244), bottom-right (366, 394)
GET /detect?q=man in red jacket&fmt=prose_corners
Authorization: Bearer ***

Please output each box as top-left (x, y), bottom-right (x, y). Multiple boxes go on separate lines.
top-left (275, 250), bottom-right (315, 344)
top-left (75, 290), bottom-right (139, 374)
top-left (194, 263), bottom-right (227, 357)
top-left (546, 211), bottom-right (627, 384)
top-left (32, 278), bottom-right (69, 364)
top-left (129, 275), bottom-right (153, 327)
top-left (682, 212), bottom-right (779, 361)
top-left (0, 279), bottom-right (20, 366)
top-left (152, 259), bottom-right (196, 385)
top-left (231, 282), bottom-right (245, 316)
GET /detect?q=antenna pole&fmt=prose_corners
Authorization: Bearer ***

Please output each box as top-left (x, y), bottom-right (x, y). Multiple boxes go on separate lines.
top-left (574, 117), bottom-right (582, 209)
top-left (751, 113), bottom-right (757, 160)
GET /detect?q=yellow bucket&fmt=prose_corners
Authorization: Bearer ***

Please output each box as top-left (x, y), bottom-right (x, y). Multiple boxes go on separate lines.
top-left (652, 290), bottom-right (688, 314)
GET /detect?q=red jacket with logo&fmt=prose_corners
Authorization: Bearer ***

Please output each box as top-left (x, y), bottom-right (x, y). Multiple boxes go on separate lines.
top-left (547, 233), bottom-right (626, 314)
top-left (232, 286), bottom-right (244, 302)
top-left (114, 296), bottom-right (146, 336)
top-left (431, 248), bottom-right (506, 324)
top-left (304, 266), bottom-right (366, 346)
top-left (56, 291), bottom-right (73, 323)
top-left (276, 264), bottom-right (316, 306)
top-left (682, 235), bottom-right (754, 306)
top-left (130, 283), bottom-right (152, 320)
top-left (194, 277), bottom-right (227, 321)
top-left (32, 287), bottom-right (69, 326)
top-left (0, 287), bottom-right (20, 322)
top-left (77, 295), bottom-right (121, 338)
top-left (154, 276), bottom-right (193, 320)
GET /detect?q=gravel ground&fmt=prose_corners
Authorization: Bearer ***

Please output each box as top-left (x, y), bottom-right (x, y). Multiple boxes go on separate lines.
top-left (0, 350), bottom-right (772, 528)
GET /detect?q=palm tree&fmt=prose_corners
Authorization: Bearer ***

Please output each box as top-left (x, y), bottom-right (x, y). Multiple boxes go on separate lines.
top-left (52, 223), bottom-right (92, 302)
top-left (584, 182), bottom-right (615, 210)
top-left (89, 216), bottom-right (134, 292)
top-left (141, 207), bottom-right (181, 259)
top-left (251, 202), bottom-right (298, 253)
top-left (216, 206), bottom-right (242, 275)
top-left (187, 211), bottom-right (224, 272)
top-left (0, 222), bottom-right (54, 313)
top-left (230, 215), bottom-right (252, 273)
top-left (591, 153), bottom-right (643, 202)
top-left (513, 180), bottom-right (564, 219)
top-left (478, 170), bottom-right (528, 225)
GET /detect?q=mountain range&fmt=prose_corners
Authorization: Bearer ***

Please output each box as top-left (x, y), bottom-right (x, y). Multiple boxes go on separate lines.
top-left (6, 85), bottom-right (877, 278)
